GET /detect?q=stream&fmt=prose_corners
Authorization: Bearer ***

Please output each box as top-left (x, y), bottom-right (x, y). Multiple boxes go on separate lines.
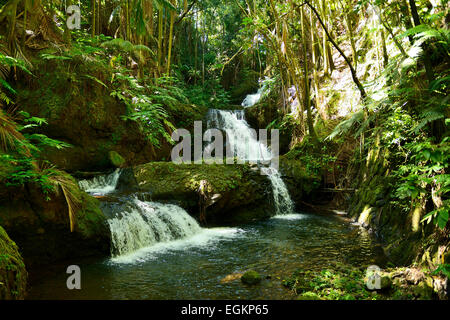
top-left (27, 94), bottom-right (387, 300)
top-left (28, 203), bottom-right (386, 299)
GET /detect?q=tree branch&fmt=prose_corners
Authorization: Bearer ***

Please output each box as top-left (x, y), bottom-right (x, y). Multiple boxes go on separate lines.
top-left (303, 0), bottom-right (367, 100)
top-left (175, 0), bottom-right (197, 25)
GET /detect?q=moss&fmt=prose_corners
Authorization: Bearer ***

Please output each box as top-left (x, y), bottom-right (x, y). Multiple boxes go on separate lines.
top-left (413, 280), bottom-right (434, 299)
top-left (297, 292), bottom-right (322, 300)
top-left (0, 174), bottom-right (110, 268)
top-left (168, 103), bottom-right (208, 131)
top-left (133, 162), bottom-right (253, 195)
top-left (124, 162), bottom-right (275, 224)
top-left (16, 55), bottom-right (166, 172)
top-left (75, 192), bottom-right (109, 239)
top-left (283, 266), bottom-right (384, 300)
top-left (0, 155), bottom-right (15, 184)
top-left (0, 226), bottom-right (27, 300)
top-left (241, 270), bottom-right (262, 285)
top-left (278, 156), bottom-right (322, 205)
top-left (109, 151), bottom-right (126, 168)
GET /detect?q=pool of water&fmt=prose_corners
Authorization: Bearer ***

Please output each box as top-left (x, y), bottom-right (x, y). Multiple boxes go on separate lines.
top-left (27, 212), bottom-right (386, 300)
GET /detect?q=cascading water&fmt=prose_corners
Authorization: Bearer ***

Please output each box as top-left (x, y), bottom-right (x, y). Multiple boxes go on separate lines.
top-left (241, 79), bottom-right (270, 108)
top-left (78, 91), bottom-right (294, 262)
top-left (78, 169), bottom-right (122, 195)
top-left (102, 197), bottom-right (243, 262)
top-left (241, 86), bottom-right (265, 107)
top-left (78, 168), bottom-right (241, 261)
top-left (206, 109), bottom-right (271, 162)
top-left (205, 108), bottom-right (294, 215)
top-left (107, 199), bottom-right (202, 257)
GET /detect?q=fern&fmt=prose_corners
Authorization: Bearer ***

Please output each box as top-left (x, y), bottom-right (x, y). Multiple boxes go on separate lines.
top-left (327, 110), bottom-right (365, 140)
top-left (101, 38), bottom-right (154, 56)
top-left (83, 74), bottom-right (108, 88)
top-left (39, 53), bottom-right (72, 61)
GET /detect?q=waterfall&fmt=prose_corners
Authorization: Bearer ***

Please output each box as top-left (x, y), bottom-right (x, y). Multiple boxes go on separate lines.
top-left (241, 80), bottom-right (270, 108)
top-left (206, 109), bottom-right (271, 162)
top-left (205, 109), bottom-right (294, 215)
top-left (107, 199), bottom-right (202, 257)
top-left (78, 169), bottom-right (121, 195)
top-left (241, 87), bottom-right (265, 107)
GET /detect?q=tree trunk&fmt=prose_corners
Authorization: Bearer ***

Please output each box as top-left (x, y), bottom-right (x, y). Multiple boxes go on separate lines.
top-left (306, 1), bottom-right (367, 101)
top-left (301, 6), bottom-right (318, 141)
top-left (166, 1), bottom-right (176, 76)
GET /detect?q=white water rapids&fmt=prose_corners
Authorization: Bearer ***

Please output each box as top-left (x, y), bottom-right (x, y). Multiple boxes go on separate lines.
top-left (78, 169), bottom-right (122, 195)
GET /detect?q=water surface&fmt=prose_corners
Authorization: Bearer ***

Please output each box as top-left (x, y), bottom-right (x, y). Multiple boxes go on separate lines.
top-left (28, 212), bottom-right (386, 300)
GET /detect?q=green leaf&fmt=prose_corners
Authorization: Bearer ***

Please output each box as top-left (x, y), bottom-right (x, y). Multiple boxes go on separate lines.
top-left (83, 75), bottom-right (108, 88)
top-left (437, 209), bottom-right (449, 229)
top-left (0, 78), bottom-right (16, 94)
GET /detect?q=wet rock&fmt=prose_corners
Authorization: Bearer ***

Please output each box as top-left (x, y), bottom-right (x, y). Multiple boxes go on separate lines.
top-left (0, 226), bottom-right (27, 300)
top-left (278, 156), bottom-right (321, 206)
top-left (241, 270), bottom-right (262, 285)
top-left (121, 162), bottom-right (276, 224)
top-left (0, 181), bottom-right (110, 268)
top-left (109, 151), bottom-right (125, 168)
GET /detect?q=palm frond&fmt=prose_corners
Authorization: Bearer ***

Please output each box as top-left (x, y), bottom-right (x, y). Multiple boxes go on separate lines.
top-left (40, 164), bottom-right (82, 232)
top-left (0, 108), bottom-right (26, 152)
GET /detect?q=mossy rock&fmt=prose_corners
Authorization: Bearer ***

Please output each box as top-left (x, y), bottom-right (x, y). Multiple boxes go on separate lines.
top-left (380, 276), bottom-right (392, 290)
top-left (118, 162), bottom-right (276, 224)
top-left (0, 226), bottom-right (27, 300)
top-left (278, 156), bottom-right (321, 206)
top-left (241, 270), bottom-right (262, 285)
top-left (297, 292), bottom-right (322, 300)
top-left (413, 280), bottom-right (434, 300)
top-left (109, 151), bottom-right (126, 168)
top-left (0, 176), bottom-right (110, 268)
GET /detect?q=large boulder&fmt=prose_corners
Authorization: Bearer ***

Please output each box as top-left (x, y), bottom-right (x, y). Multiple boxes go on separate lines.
top-left (118, 162), bottom-right (275, 224)
top-left (0, 226), bottom-right (27, 300)
top-left (278, 156), bottom-right (322, 208)
top-left (0, 181), bottom-right (111, 269)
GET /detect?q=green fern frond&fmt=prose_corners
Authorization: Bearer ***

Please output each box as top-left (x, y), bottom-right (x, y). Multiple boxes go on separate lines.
top-left (326, 110), bottom-right (365, 140)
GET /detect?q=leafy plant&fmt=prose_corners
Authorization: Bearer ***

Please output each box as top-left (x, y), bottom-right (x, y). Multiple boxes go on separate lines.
top-left (432, 264), bottom-right (450, 279)
top-left (395, 138), bottom-right (449, 229)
